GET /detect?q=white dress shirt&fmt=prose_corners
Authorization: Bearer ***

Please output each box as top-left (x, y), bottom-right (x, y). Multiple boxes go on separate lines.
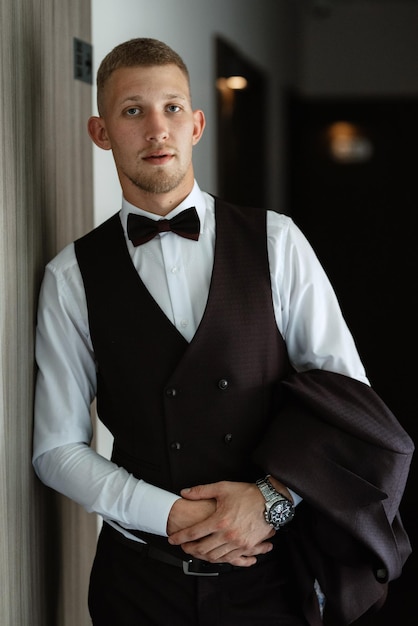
top-left (33, 181), bottom-right (369, 541)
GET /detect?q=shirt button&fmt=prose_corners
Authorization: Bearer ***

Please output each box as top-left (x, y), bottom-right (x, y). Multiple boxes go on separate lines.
top-left (224, 433), bottom-right (233, 444)
top-left (170, 442), bottom-right (181, 451)
top-left (180, 319), bottom-right (189, 328)
top-left (165, 387), bottom-right (178, 397)
top-left (171, 266), bottom-right (179, 274)
top-left (376, 568), bottom-right (388, 582)
top-left (218, 379), bottom-right (229, 390)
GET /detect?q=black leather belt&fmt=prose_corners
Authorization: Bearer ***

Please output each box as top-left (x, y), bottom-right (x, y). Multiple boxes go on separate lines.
top-left (104, 523), bottom-right (275, 577)
top-left (146, 544), bottom-right (240, 576)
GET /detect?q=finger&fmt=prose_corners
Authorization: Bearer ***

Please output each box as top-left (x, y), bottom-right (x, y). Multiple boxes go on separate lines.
top-left (180, 533), bottom-right (274, 564)
top-left (180, 482), bottom-right (221, 501)
top-left (182, 541), bottom-right (258, 568)
top-left (168, 519), bottom-right (214, 545)
top-left (181, 539), bottom-right (229, 562)
top-left (200, 545), bottom-right (261, 568)
top-left (228, 555), bottom-right (258, 567)
top-left (209, 540), bottom-right (274, 563)
top-left (247, 540), bottom-right (275, 556)
top-left (179, 538), bottom-right (256, 566)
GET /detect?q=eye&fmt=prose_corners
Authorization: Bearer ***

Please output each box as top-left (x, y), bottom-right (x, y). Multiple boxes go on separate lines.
top-left (125, 107), bottom-right (141, 116)
top-left (167, 104), bottom-right (181, 113)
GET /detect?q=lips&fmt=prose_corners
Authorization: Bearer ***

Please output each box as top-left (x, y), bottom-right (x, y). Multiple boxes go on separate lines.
top-left (143, 150), bottom-right (173, 165)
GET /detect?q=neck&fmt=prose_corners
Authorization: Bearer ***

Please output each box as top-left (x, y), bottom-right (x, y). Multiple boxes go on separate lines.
top-left (122, 176), bottom-right (195, 216)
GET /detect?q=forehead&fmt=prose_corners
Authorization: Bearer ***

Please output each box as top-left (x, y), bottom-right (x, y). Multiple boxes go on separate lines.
top-left (104, 64), bottom-right (191, 105)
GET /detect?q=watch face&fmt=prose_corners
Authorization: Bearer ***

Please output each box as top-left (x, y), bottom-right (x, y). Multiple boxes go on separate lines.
top-left (269, 500), bottom-right (295, 529)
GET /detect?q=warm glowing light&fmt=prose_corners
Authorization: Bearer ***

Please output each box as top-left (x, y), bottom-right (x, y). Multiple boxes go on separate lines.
top-left (327, 121), bottom-right (373, 163)
top-left (225, 75), bottom-right (248, 90)
top-left (216, 75), bottom-right (248, 91)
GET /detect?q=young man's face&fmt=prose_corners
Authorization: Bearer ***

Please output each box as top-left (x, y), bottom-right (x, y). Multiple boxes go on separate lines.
top-left (89, 64), bottom-right (205, 212)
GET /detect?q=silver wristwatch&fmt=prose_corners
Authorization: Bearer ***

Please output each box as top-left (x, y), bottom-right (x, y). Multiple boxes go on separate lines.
top-left (256, 475), bottom-right (295, 530)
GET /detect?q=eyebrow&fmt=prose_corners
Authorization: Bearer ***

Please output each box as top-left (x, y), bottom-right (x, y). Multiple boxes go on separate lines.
top-left (121, 93), bottom-right (188, 104)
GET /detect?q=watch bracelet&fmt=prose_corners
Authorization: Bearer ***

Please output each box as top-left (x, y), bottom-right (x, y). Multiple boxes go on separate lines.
top-left (256, 475), bottom-right (294, 529)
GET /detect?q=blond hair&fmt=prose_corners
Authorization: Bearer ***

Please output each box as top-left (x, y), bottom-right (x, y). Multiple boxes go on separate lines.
top-left (96, 38), bottom-right (190, 114)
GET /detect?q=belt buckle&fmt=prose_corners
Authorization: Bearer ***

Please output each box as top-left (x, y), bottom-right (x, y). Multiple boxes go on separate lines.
top-left (182, 559), bottom-right (220, 577)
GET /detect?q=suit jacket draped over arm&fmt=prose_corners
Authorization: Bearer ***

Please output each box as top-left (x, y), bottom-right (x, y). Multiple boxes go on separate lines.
top-left (253, 369), bottom-right (414, 625)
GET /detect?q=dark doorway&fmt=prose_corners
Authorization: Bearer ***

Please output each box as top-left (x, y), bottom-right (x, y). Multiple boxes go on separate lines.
top-left (215, 36), bottom-right (268, 208)
top-left (285, 93), bottom-right (418, 625)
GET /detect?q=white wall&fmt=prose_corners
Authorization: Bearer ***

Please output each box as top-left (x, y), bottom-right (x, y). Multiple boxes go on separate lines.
top-left (91, 0), bottom-right (295, 226)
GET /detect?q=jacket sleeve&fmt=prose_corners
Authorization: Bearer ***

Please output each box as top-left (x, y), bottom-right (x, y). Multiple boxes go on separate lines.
top-left (252, 369), bottom-right (414, 624)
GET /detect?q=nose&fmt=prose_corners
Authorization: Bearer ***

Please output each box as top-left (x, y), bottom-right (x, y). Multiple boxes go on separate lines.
top-left (145, 110), bottom-right (169, 142)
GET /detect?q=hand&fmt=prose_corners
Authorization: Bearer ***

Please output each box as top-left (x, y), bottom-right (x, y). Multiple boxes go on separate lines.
top-left (167, 497), bottom-right (216, 535)
top-left (168, 481), bottom-right (275, 567)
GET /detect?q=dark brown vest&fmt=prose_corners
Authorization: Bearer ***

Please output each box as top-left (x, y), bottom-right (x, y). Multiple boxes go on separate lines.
top-left (75, 198), bottom-right (289, 496)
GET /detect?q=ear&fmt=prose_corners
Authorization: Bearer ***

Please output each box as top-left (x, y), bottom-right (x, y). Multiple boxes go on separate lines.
top-left (87, 116), bottom-right (112, 150)
top-left (192, 109), bottom-right (206, 146)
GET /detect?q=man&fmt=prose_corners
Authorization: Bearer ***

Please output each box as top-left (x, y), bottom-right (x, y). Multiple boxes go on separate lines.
top-left (33, 38), bottom-right (413, 626)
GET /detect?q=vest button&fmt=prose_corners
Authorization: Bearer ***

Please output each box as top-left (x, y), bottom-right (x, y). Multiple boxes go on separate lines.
top-left (218, 379), bottom-right (229, 390)
top-left (224, 433), bottom-right (233, 444)
top-left (165, 387), bottom-right (177, 397)
top-left (170, 441), bottom-right (181, 451)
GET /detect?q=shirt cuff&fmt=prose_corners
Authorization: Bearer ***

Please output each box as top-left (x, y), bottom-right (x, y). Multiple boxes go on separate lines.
top-left (128, 481), bottom-right (181, 537)
top-left (288, 488), bottom-right (303, 506)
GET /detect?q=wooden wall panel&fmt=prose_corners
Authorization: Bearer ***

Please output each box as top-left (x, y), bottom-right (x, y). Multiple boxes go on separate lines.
top-left (0, 1), bottom-right (95, 624)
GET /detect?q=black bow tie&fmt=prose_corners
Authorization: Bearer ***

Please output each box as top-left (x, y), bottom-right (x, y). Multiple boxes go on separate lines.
top-left (127, 207), bottom-right (200, 246)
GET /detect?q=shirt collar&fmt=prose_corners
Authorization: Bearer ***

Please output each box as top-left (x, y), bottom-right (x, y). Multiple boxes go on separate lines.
top-left (120, 180), bottom-right (206, 235)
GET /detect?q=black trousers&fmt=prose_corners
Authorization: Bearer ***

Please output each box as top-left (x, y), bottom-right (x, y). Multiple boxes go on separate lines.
top-left (88, 524), bottom-right (309, 626)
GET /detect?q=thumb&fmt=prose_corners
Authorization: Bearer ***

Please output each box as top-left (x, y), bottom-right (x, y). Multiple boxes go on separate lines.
top-left (180, 482), bottom-right (218, 500)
